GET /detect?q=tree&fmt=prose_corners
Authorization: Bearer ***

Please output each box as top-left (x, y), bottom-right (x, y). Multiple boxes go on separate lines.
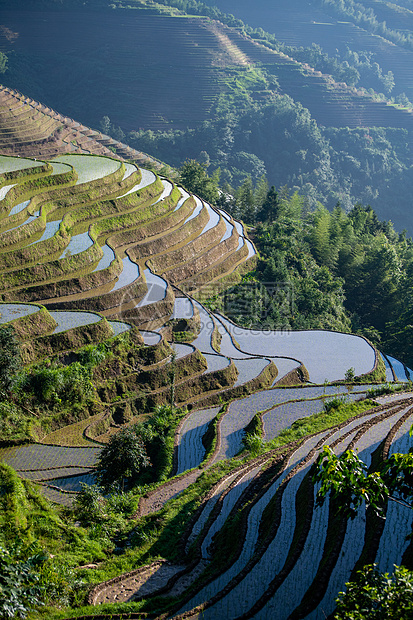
top-left (0, 52), bottom-right (7, 75)
top-left (257, 185), bottom-right (280, 222)
top-left (178, 159), bottom-right (220, 204)
top-left (235, 176), bottom-right (256, 223)
top-left (313, 444), bottom-right (413, 519)
top-left (313, 445), bottom-right (413, 616)
top-left (95, 427), bottom-right (151, 492)
top-left (334, 564), bottom-right (413, 619)
top-left (0, 326), bottom-right (21, 395)
top-left (312, 446), bottom-right (389, 519)
top-left (99, 115), bottom-right (111, 136)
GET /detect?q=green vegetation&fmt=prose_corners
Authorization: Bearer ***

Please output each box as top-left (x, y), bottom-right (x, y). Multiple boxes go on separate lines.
top-left (1, 2), bottom-right (413, 616)
top-left (267, 399), bottom-right (378, 449)
top-left (0, 462), bottom-right (109, 617)
top-left (95, 428), bottom-right (151, 492)
top-left (0, 326), bottom-right (22, 395)
top-left (206, 189), bottom-right (413, 367)
top-left (178, 159), bottom-right (220, 204)
top-left (334, 564), bottom-right (413, 619)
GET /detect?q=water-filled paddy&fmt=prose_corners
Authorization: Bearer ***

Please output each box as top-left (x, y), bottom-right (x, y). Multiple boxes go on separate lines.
top-left (245, 238), bottom-right (255, 258)
top-left (107, 320), bottom-right (131, 336)
top-left (183, 196), bottom-right (203, 224)
top-left (385, 354), bottom-right (410, 381)
top-left (29, 219), bottom-right (61, 245)
top-left (191, 302), bottom-right (216, 354)
top-left (214, 316), bottom-right (253, 359)
top-left (0, 183), bottom-right (16, 201)
top-left (217, 315), bottom-right (376, 383)
top-left (0, 155), bottom-right (43, 173)
top-left (172, 342), bottom-right (194, 360)
top-left (9, 199), bottom-right (30, 215)
top-left (47, 472), bottom-right (96, 492)
top-left (139, 330), bottom-right (162, 346)
top-left (200, 202), bottom-right (220, 234)
top-left (152, 179), bottom-right (173, 204)
top-left (50, 161), bottom-right (72, 175)
top-left (0, 443), bottom-right (99, 470)
top-left (136, 268), bottom-right (167, 306)
top-left (3, 212), bottom-right (38, 233)
top-left (0, 302), bottom-right (39, 323)
top-left (173, 188), bottom-right (190, 212)
top-left (111, 256), bottom-right (140, 291)
top-left (203, 352), bottom-right (231, 373)
top-left (122, 162), bottom-right (137, 180)
top-left (49, 310), bottom-right (101, 333)
top-left (52, 154), bottom-right (121, 185)
top-left (176, 406), bottom-right (220, 474)
top-left (59, 231), bottom-right (93, 258)
top-left (172, 296), bottom-right (194, 319)
top-left (262, 391), bottom-right (367, 441)
top-left (92, 243), bottom-right (115, 272)
top-left (118, 168), bottom-right (156, 197)
top-left (381, 353), bottom-right (395, 382)
top-left (233, 357), bottom-right (271, 386)
top-left (220, 213), bottom-right (234, 241)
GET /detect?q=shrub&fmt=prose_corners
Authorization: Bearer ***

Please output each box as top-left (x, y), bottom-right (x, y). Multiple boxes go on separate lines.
top-left (242, 432), bottom-right (265, 455)
top-left (0, 326), bottom-right (21, 395)
top-left (323, 395), bottom-right (347, 413)
top-left (95, 428), bottom-right (151, 492)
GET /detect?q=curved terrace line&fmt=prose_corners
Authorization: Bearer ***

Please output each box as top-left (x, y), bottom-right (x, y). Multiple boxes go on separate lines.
top-left (217, 313), bottom-right (376, 383)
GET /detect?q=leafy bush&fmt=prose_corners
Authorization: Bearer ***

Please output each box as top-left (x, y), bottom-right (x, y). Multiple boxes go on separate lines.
top-left (0, 401), bottom-right (28, 442)
top-left (323, 395), bottom-right (347, 413)
top-left (20, 361), bottom-right (94, 408)
top-left (77, 343), bottom-right (108, 368)
top-left (0, 326), bottom-right (21, 395)
top-left (367, 383), bottom-right (397, 398)
top-left (0, 537), bottom-right (85, 617)
top-left (335, 564), bottom-right (413, 619)
top-left (242, 432), bottom-right (264, 455)
top-left (95, 428), bottom-right (151, 492)
top-left (0, 540), bottom-right (45, 619)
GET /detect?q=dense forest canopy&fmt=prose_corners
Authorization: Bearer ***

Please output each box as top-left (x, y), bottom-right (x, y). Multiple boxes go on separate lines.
top-left (188, 170), bottom-right (413, 368)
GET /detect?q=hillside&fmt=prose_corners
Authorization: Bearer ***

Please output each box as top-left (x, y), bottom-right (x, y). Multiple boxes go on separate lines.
top-left (0, 3), bottom-right (413, 619)
top-left (0, 90), bottom-right (411, 619)
top-left (1, 0), bottom-right (413, 231)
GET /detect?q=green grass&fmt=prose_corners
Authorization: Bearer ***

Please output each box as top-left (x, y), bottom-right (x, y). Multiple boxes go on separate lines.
top-left (19, 396), bottom-right (382, 619)
top-left (266, 399), bottom-right (378, 450)
top-left (41, 414), bottom-right (103, 447)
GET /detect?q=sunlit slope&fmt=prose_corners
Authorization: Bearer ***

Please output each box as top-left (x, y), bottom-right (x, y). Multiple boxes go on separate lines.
top-left (1, 6), bottom-right (413, 133)
top-left (0, 86), bottom-right (163, 168)
top-left (0, 153), bottom-right (256, 325)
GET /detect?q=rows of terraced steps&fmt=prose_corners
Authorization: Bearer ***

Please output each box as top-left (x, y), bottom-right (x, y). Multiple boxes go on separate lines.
top-left (216, 21), bottom-right (413, 130)
top-left (0, 133), bottom-right (411, 619)
top-left (0, 11), bottom-right (228, 131)
top-left (0, 86), bottom-right (165, 169)
top-left (79, 393), bottom-right (413, 619)
top-left (4, 8), bottom-right (413, 136)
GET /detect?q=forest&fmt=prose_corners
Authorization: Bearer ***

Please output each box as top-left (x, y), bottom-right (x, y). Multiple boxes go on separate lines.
top-left (177, 159), bottom-right (413, 368)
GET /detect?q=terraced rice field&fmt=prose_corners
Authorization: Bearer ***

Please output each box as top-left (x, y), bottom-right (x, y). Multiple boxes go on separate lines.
top-left (0, 151), bottom-right (412, 617)
top-left (217, 314), bottom-right (377, 383)
top-left (143, 396), bottom-right (412, 620)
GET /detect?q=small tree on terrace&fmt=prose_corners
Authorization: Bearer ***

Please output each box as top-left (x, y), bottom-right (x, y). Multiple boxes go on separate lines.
top-left (95, 427), bottom-right (151, 492)
top-left (0, 326), bottom-right (21, 396)
top-left (178, 159), bottom-right (220, 204)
